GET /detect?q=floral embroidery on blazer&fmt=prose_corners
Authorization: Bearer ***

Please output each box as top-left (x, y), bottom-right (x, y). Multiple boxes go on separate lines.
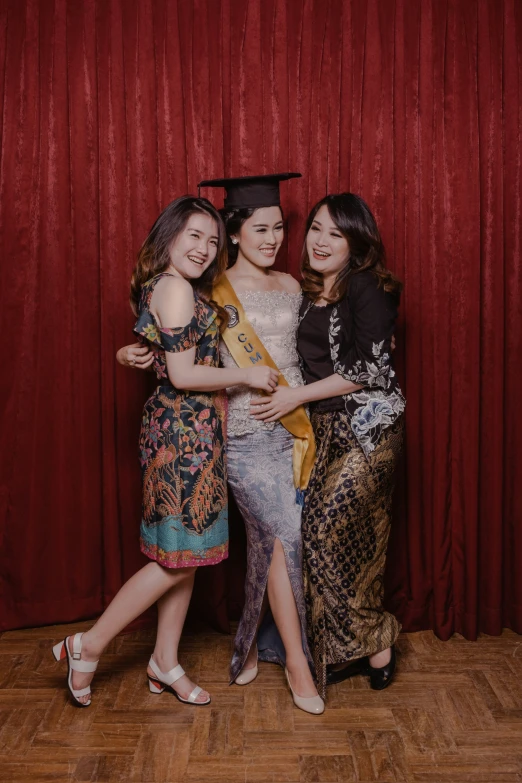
top-left (302, 271), bottom-right (405, 457)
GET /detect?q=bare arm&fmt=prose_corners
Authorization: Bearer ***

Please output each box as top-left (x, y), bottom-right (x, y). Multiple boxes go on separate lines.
top-left (118, 320), bottom-right (395, 373)
top-left (152, 276), bottom-right (278, 394)
top-left (250, 375), bottom-right (363, 422)
top-left (297, 374), bottom-right (361, 404)
top-left (165, 344), bottom-right (276, 393)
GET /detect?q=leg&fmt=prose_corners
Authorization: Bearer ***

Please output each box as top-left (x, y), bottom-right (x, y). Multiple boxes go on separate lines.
top-left (71, 561), bottom-right (195, 703)
top-left (227, 427), bottom-right (312, 684)
top-left (267, 539), bottom-right (318, 698)
top-left (147, 569), bottom-right (210, 703)
top-left (226, 434), bottom-right (272, 682)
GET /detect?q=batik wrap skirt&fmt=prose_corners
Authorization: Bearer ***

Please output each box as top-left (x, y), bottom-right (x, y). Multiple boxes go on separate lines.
top-left (302, 410), bottom-right (404, 697)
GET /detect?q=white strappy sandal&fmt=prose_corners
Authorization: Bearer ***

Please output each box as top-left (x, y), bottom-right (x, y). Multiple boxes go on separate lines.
top-left (52, 632), bottom-right (99, 708)
top-left (147, 656), bottom-right (211, 706)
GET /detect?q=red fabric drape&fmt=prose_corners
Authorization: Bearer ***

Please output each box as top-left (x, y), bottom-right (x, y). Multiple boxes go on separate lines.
top-left (1, 0), bottom-right (521, 639)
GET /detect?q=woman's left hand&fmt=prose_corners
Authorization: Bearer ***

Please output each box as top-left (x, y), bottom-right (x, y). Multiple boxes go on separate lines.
top-left (250, 386), bottom-right (302, 422)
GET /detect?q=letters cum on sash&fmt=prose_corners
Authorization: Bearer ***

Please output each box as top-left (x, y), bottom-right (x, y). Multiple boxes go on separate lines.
top-left (237, 332), bottom-right (262, 364)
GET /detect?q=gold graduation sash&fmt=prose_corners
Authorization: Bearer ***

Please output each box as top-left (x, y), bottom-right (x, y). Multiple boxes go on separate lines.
top-left (212, 275), bottom-right (316, 490)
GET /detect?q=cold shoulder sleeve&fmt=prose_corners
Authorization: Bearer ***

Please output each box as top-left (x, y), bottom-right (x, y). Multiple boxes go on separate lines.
top-left (331, 272), bottom-right (398, 391)
top-left (134, 302), bottom-right (216, 354)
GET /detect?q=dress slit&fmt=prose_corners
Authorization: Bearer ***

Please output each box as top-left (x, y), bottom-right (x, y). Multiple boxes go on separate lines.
top-left (226, 425), bottom-right (311, 683)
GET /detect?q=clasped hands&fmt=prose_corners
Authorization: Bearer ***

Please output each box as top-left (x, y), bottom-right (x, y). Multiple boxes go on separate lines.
top-left (250, 381), bottom-right (301, 423)
top-left (116, 342), bottom-right (154, 369)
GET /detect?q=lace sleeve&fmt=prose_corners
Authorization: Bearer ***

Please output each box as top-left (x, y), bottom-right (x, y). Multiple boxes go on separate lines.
top-left (330, 273), bottom-right (398, 391)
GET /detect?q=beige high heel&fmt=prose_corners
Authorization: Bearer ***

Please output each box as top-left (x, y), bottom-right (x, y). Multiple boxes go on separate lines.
top-left (234, 645), bottom-right (258, 685)
top-left (285, 668), bottom-right (325, 715)
top-left (234, 662), bottom-right (258, 686)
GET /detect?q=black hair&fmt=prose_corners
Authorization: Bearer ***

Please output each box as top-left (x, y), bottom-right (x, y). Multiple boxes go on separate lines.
top-left (219, 207), bottom-right (256, 265)
top-left (220, 206), bottom-right (284, 266)
top-left (301, 192), bottom-right (402, 303)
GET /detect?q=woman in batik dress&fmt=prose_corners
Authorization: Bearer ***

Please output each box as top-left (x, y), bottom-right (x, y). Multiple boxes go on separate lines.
top-left (251, 193), bottom-right (405, 699)
top-left (120, 175), bottom-right (325, 715)
top-left (52, 196), bottom-right (278, 708)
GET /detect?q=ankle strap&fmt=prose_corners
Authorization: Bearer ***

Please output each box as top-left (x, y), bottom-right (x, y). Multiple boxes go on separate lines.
top-left (72, 632), bottom-right (84, 660)
top-left (148, 656), bottom-right (185, 686)
top-left (68, 633), bottom-right (98, 672)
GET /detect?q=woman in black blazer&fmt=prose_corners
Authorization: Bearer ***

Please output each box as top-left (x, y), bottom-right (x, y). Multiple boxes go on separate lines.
top-left (251, 193), bottom-right (405, 699)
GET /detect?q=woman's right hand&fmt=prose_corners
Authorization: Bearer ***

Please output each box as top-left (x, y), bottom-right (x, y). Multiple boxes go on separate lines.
top-left (116, 342), bottom-right (154, 370)
top-left (245, 366), bottom-right (279, 393)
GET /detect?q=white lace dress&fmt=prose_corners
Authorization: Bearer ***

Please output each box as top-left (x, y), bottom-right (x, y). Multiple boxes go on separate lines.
top-left (220, 289), bottom-right (312, 681)
top-left (220, 289), bottom-right (304, 436)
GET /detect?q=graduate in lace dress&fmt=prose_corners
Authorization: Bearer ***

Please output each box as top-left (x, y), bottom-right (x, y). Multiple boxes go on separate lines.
top-left (201, 174), bottom-right (323, 715)
top-left (53, 197), bottom-right (278, 709)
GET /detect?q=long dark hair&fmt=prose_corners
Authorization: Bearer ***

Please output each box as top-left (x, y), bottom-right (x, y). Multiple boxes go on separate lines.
top-left (220, 207), bottom-right (256, 265)
top-left (130, 196), bottom-right (228, 326)
top-left (220, 205), bottom-right (284, 266)
top-left (301, 193), bottom-right (402, 303)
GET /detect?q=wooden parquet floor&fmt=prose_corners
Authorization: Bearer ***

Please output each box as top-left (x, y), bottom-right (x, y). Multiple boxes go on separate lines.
top-left (0, 622), bottom-right (521, 783)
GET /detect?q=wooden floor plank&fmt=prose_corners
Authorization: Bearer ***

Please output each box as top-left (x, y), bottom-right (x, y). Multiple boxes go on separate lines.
top-left (0, 623), bottom-right (520, 782)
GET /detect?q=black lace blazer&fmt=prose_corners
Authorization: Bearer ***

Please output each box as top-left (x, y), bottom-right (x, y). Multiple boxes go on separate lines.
top-left (300, 270), bottom-right (405, 457)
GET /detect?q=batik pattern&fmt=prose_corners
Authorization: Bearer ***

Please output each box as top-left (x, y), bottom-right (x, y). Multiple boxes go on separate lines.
top-left (133, 273), bottom-right (228, 569)
top-left (302, 410), bottom-right (404, 697)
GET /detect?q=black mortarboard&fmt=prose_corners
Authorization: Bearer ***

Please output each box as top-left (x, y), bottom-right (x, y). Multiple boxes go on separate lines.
top-left (197, 172), bottom-right (301, 210)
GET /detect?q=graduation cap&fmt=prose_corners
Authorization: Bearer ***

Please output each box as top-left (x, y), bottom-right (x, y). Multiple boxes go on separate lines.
top-left (198, 172), bottom-right (301, 210)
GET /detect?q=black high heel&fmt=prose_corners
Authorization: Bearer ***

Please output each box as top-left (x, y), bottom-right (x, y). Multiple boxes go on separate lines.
top-left (326, 656), bottom-right (368, 686)
top-left (366, 646), bottom-right (396, 690)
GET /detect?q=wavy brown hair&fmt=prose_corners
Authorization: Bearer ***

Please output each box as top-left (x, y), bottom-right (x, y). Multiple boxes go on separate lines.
top-left (301, 193), bottom-right (402, 303)
top-left (130, 196), bottom-right (228, 328)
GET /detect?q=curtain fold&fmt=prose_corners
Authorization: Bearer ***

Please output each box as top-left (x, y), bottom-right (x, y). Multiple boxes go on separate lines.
top-left (1, 0), bottom-right (520, 638)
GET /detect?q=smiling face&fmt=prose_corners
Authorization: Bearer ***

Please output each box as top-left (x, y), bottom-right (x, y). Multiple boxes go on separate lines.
top-left (233, 206), bottom-right (284, 268)
top-left (305, 204), bottom-right (350, 279)
top-left (167, 212), bottom-right (219, 279)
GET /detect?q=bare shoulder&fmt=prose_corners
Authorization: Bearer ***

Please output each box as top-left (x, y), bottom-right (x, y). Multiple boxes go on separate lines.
top-left (155, 273), bottom-right (193, 295)
top-left (151, 274), bottom-right (195, 326)
top-left (272, 271), bottom-right (301, 294)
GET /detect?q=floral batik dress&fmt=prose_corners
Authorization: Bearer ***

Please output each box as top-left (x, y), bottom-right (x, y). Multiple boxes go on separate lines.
top-left (133, 273), bottom-right (228, 569)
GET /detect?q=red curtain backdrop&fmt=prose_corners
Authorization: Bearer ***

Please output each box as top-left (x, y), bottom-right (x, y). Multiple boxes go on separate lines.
top-left (1, 0), bottom-right (521, 640)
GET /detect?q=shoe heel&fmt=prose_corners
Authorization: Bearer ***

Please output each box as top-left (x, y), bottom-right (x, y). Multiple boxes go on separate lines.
top-left (284, 668), bottom-right (325, 715)
top-left (148, 677), bottom-right (165, 694)
top-left (52, 640), bottom-right (66, 662)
